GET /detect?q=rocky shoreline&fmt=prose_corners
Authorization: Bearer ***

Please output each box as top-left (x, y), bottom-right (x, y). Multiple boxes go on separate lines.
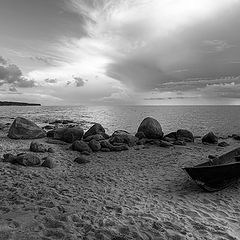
top-left (0, 116), bottom-right (240, 239)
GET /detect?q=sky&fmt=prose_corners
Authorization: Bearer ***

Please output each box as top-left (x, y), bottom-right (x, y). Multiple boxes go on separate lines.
top-left (1, 0), bottom-right (240, 105)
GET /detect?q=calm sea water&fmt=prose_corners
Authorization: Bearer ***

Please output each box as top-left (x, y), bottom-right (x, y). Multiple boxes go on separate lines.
top-left (0, 105), bottom-right (240, 136)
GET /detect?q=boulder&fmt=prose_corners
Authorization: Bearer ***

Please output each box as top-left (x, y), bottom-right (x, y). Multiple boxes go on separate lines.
top-left (218, 141), bottom-right (230, 147)
top-left (74, 156), bottom-right (90, 164)
top-left (15, 153), bottom-right (41, 166)
top-left (41, 157), bottom-right (56, 169)
top-left (83, 123), bottom-right (106, 139)
top-left (71, 140), bottom-right (92, 153)
top-left (84, 134), bottom-right (105, 142)
top-left (30, 141), bottom-right (48, 153)
top-left (62, 127), bottom-right (84, 143)
top-left (137, 117), bottom-right (163, 139)
top-left (110, 130), bottom-right (138, 147)
top-left (202, 132), bottom-right (218, 144)
top-left (8, 117), bottom-right (46, 139)
top-left (89, 139), bottom-right (101, 152)
top-left (52, 128), bottom-right (68, 140)
top-left (176, 129), bottom-right (194, 142)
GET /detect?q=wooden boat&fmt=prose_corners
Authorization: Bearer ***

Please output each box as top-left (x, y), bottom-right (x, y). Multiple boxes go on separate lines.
top-left (183, 147), bottom-right (240, 192)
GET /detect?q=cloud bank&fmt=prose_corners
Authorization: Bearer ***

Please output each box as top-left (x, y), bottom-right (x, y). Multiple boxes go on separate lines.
top-left (1, 0), bottom-right (240, 104)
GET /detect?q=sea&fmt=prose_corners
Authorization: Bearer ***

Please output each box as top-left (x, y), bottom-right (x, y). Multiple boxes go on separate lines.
top-left (1, 105), bottom-right (240, 137)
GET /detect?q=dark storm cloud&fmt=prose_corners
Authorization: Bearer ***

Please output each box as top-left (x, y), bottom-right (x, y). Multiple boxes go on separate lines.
top-left (0, 56), bottom-right (36, 88)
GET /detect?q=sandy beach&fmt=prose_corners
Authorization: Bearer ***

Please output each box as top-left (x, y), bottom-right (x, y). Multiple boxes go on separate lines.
top-left (0, 125), bottom-right (240, 240)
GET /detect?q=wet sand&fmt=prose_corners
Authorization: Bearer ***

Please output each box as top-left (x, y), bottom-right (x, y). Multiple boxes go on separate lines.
top-left (0, 130), bottom-right (240, 240)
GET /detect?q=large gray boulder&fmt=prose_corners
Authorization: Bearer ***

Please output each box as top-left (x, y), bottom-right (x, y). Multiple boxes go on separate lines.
top-left (137, 117), bottom-right (163, 139)
top-left (8, 117), bottom-right (46, 139)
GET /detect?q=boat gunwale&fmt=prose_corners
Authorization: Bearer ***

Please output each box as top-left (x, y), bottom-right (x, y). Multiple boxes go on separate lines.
top-left (183, 161), bottom-right (240, 170)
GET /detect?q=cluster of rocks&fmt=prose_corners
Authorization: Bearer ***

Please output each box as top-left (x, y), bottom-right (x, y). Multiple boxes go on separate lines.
top-left (6, 116), bottom-right (237, 148)
top-left (2, 153), bottom-right (55, 169)
top-left (3, 116), bottom-right (239, 168)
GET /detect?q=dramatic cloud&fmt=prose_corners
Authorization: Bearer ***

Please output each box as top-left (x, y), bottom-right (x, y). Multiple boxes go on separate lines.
top-left (1, 0), bottom-right (240, 104)
top-left (0, 56), bottom-right (36, 88)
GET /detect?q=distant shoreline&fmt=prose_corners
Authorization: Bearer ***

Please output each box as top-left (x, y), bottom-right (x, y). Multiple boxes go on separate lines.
top-left (0, 101), bottom-right (41, 106)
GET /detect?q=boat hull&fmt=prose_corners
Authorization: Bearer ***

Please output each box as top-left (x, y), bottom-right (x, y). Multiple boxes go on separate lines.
top-left (183, 147), bottom-right (240, 192)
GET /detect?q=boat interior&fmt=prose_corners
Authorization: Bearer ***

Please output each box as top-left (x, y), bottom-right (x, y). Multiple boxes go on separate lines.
top-left (196, 147), bottom-right (240, 167)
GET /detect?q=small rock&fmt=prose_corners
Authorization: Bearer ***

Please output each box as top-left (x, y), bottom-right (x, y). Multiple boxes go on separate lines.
top-left (218, 141), bottom-right (230, 147)
top-left (41, 157), bottom-right (56, 169)
top-left (110, 130), bottom-right (138, 147)
top-left (100, 140), bottom-right (115, 150)
top-left (74, 156), bottom-right (90, 164)
top-left (163, 132), bottom-right (177, 141)
top-left (48, 147), bottom-right (55, 153)
top-left (30, 141), bottom-right (48, 152)
top-left (72, 140), bottom-right (92, 153)
top-left (176, 129), bottom-right (194, 142)
top-left (202, 132), bottom-right (218, 144)
top-left (15, 153), bottom-right (41, 166)
top-left (89, 139), bottom-right (101, 152)
top-left (62, 127), bottom-right (84, 143)
top-left (101, 148), bottom-right (111, 152)
top-left (81, 151), bottom-right (91, 156)
top-left (3, 153), bottom-right (17, 164)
